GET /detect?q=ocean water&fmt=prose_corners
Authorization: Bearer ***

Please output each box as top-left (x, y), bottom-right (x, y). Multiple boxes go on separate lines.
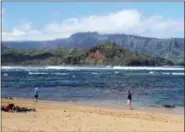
top-left (1, 66), bottom-right (184, 113)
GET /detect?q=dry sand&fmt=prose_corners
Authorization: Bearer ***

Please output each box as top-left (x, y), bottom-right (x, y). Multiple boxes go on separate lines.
top-left (1, 98), bottom-right (184, 132)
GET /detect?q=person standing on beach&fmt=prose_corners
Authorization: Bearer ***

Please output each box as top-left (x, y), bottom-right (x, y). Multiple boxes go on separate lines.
top-left (127, 90), bottom-right (132, 110)
top-left (34, 87), bottom-right (39, 102)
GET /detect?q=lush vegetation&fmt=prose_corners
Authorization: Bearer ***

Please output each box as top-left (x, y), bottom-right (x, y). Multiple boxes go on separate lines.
top-left (2, 43), bottom-right (174, 66)
top-left (3, 32), bottom-right (184, 64)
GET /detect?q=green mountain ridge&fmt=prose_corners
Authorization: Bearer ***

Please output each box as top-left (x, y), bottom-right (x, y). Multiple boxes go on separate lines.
top-left (2, 43), bottom-right (174, 66)
top-left (2, 32), bottom-right (184, 64)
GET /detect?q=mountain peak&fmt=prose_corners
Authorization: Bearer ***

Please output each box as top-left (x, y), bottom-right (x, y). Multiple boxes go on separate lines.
top-left (2, 32), bottom-right (184, 64)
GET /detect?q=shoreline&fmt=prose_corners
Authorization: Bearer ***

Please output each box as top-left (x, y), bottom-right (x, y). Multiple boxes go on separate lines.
top-left (2, 97), bottom-right (184, 115)
top-left (2, 98), bottom-right (184, 131)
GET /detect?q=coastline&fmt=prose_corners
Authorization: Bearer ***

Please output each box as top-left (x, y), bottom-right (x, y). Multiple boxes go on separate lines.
top-left (2, 98), bottom-right (184, 132)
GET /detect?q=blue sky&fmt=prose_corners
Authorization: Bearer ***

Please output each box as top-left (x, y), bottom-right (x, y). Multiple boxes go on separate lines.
top-left (2, 2), bottom-right (184, 41)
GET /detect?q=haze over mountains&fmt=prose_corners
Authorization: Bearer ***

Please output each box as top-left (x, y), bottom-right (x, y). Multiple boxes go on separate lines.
top-left (2, 32), bottom-right (184, 64)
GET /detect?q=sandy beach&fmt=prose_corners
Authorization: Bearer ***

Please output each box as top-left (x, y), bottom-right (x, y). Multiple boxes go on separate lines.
top-left (1, 98), bottom-right (184, 132)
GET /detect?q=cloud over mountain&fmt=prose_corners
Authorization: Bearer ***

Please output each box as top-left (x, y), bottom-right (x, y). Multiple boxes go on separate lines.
top-left (2, 9), bottom-right (184, 41)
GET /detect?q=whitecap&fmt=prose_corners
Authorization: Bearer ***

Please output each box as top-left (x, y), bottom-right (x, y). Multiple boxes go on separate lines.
top-left (172, 72), bottom-right (184, 76)
top-left (1, 66), bottom-right (184, 71)
top-left (114, 71), bottom-right (119, 74)
top-left (29, 72), bottom-right (47, 75)
top-left (149, 71), bottom-right (154, 74)
top-left (3, 73), bottom-right (8, 76)
top-left (162, 72), bottom-right (170, 75)
top-left (54, 73), bottom-right (69, 75)
top-left (113, 66), bottom-right (184, 71)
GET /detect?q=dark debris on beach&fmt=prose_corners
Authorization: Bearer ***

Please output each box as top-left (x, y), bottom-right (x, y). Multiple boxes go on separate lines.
top-left (1, 103), bottom-right (36, 113)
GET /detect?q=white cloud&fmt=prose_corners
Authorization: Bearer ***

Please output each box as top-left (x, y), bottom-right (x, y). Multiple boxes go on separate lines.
top-left (44, 10), bottom-right (141, 35)
top-left (2, 23), bottom-right (42, 41)
top-left (2, 9), bottom-right (184, 41)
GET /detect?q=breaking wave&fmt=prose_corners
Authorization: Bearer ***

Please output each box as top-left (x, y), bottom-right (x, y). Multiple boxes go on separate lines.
top-left (2, 66), bottom-right (184, 71)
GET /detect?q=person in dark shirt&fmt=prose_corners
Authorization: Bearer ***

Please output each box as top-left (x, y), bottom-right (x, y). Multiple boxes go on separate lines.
top-left (127, 90), bottom-right (132, 110)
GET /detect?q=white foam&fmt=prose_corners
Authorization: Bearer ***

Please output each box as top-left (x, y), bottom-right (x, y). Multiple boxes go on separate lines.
top-left (92, 72), bottom-right (99, 75)
top-left (29, 72), bottom-right (47, 75)
top-left (162, 72), bottom-right (170, 75)
top-left (2, 66), bottom-right (13, 69)
top-left (45, 66), bottom-right (112, 70)
top-left (149, 71), bottom-right (154, 74)
top-left (1, 66), bottom-right (45, 71)
top-left (172, 72), bottom-right (184, 76)
top-left (113, 66), bottom-right (184, 71)
top-left (1, 66), bottom-right (184, 71)
top-left (53, 73), bottom-right (69, 75)
top-left (45, 66), bottom-right (75, 70)
top-left (3, 73), bottom-right (8, 76)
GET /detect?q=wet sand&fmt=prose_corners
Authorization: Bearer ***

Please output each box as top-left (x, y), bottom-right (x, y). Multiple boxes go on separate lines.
top-left (2, 98), bottom-right (184, 132)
